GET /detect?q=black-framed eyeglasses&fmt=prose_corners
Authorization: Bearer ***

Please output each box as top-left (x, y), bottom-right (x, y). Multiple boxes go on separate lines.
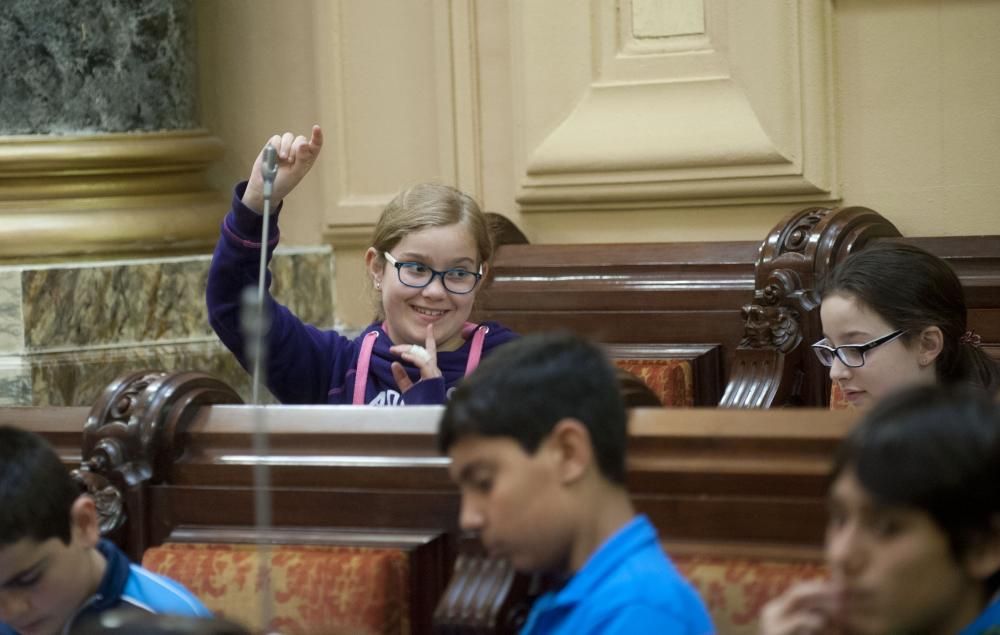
top-left (811, 329), bottom-right (906, 368)
top-left (383, 252), bottom-right (483, 295)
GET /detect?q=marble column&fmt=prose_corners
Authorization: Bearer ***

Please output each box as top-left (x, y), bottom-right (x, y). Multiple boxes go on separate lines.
top-left (0, 247), bottom-right (336, 406)
top-left (0, 0), bottom-right (223, 257)
top-left (0, 1), bottom-right (337, 405)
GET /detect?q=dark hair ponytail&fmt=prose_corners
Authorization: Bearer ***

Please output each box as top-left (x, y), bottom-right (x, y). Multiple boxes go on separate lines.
top-left (954, 340), bottom-right (1000, 394)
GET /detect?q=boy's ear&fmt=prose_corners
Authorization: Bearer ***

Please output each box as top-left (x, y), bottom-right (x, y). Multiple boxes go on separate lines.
top-left (69, 495), bottom-right (101, 548)
top-left (963, 514), bottom-right (1000, 582)
top-left (548, 418), bottom-right (593, 485)
top-left (917, 326), bottom-right (944, 366)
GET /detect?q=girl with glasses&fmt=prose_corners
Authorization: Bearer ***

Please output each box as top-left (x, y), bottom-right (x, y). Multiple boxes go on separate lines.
top-left (207, 126), bottom-right (518, 405)
top-left (759, 385), bottom-right (1000, 635)
top-left (812, 242), bottom-right (998, 408)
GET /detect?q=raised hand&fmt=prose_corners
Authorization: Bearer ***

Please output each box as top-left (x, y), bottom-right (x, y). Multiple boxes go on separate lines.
top-left (242, 125), bottom-right (324, 214)
top-left (390, 324), bottom-right (442, 393)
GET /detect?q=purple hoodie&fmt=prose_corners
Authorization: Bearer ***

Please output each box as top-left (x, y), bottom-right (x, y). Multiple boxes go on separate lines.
top-left (206, 182), bottom-right (518, 405)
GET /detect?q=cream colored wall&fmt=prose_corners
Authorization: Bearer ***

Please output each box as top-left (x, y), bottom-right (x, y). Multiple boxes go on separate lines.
top-left (197, 1), bottom-right (1000, 329)
top-left (196, 1), bottom-right (325, 246)
top-left (836, 0), bottom-right (1000, 236)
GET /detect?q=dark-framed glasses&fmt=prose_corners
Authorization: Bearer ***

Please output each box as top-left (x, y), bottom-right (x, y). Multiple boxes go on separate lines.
top-left (811, 329), bottom-right (905, 368)
top-left (383, 252), bottom-right (483, 294)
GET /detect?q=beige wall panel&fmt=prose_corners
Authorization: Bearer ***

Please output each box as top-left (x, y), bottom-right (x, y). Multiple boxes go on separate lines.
top-left (475, 0), bottom-right (519, 223)
top-left (314, 1), bottom-right (481, 326)
top-left (196, 1), bottom-right (1000, 328)
top-left (836, 0), bottom-right (1000, 236)
top-left (316, 0), bottom-right (477, 234)
top-left (510, 0), bottom-right (836, 211)
top-left (196, 1), bottom-right (324, 246)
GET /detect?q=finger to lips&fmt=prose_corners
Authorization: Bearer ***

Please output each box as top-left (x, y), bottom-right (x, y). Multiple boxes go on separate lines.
top-left (424, 324), bottom-right (437, 358)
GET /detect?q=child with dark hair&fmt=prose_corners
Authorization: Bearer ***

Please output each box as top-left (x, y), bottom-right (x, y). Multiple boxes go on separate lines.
top-left (813, 242), bottom-right (1000, 408)
top-left (438, 332), bottom-right (713, 635)
top-left (760, 384), bottom-right (1000, 635)
top-left (0, 426), bottom-right (210, 635)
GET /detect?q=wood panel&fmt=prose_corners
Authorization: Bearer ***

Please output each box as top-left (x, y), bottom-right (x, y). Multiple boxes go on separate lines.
top-left (477, 239), bottom-right (759, 404)
top-left (3, 378), bottom-right (864, 634)
top-left (147, 403), bottom-right (854, 554)
top-left (480, 208), bottom-right (1000, 409)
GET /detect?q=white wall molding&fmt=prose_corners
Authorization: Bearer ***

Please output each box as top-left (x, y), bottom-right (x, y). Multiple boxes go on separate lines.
top-left (316, 1), bottom-right (480, 235)
top-left (513, 0), bottom-right (836, 212)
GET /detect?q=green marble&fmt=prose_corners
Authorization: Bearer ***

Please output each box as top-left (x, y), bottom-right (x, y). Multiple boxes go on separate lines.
top-left (0, 271), bottom-right (24, 353)
top-left (26, 340), bottom-right (269, 407)
top-left (0, 360), bottom-right (31, 406)
top-left (18, 248), bottom-right (333, 350)
top-left (2, 0), bottom-right (197, 135)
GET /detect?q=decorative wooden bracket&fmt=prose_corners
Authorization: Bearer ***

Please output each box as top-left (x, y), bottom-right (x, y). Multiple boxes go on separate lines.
top-left (71, 370), bottom-right (242, 559)
top-left (433, 546), bottom-right (538, 635)
top-left (721, 206), bottom-right (901, 408)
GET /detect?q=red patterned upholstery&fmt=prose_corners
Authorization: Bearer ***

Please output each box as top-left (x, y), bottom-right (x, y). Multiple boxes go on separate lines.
top-left (673, 555), bottom-right (828, 635)
top-left (142, 542), bottom-right (409, 635)
top-left (613, 359), bottom-right (695, 407)
top-left (830, 383), bottom-right (851, 410)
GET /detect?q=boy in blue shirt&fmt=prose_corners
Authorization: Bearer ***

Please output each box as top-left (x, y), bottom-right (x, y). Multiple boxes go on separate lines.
top-left (439, 332), bottom-right (714, 634)
top-left (0, 426), bottom-right (211, 635)
top-left (760, 385), bottom-right (1000, 635)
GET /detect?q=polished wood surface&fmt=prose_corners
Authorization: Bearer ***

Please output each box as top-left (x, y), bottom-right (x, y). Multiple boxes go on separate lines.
top-left (4, 376), bottom-right (865, 634)
top-left (0, 398), bottom-right (861, 553)
top-left (480, 208), bottom-right (1000, 408)
top-left (479, 240), bottom-right (758, 405)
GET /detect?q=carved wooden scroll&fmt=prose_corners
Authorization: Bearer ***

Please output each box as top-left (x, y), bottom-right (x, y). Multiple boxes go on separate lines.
top-left (720, 206), bottom-right (901, 408)
top-left (71, 370), bottom-right (242, 559)
top-left (433, 546), bottom-right (537, 635)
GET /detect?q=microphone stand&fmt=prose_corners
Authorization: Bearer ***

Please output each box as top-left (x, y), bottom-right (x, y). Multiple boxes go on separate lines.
top-left (240, 144), bottom-right (278, 632)
top-left (254, 144), bottom-right (278, 403)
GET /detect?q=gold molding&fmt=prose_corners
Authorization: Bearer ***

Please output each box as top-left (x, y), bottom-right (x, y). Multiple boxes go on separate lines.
top-left (0, 130), bottom-right (226, 259)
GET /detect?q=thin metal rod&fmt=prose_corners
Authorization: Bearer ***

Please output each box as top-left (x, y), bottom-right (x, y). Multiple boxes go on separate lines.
top-left (247, 144), bottom-right (277, 631)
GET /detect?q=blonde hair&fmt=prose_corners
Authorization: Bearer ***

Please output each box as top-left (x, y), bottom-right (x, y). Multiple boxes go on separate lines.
top-left (369, 183), bottom-right (493, 318)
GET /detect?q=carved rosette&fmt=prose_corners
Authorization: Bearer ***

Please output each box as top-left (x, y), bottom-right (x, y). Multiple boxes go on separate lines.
top-left (77, 370), bottom-right (242, 538)
top-left (71, 465), bottom-right (126, 535)
top-left (780, 209), bottom-right (830, 255)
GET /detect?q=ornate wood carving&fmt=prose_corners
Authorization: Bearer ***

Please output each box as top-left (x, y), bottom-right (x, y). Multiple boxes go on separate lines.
top-left (73, 370), bottom-right (242, 558)
top-left (433, 550), bottom-right (535, 635)
top-left (721, 206), bottom-right (901, 407)
top-left (10, 401), bottom-right (858, 634)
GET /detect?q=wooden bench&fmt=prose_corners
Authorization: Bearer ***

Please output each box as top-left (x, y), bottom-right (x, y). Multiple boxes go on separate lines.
top-left (478, 239), bottom-right (754, 406)
top-left (482, 206), bottom-right (1000, 408)
top-left (3, 371), bottom-right (860, 635)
